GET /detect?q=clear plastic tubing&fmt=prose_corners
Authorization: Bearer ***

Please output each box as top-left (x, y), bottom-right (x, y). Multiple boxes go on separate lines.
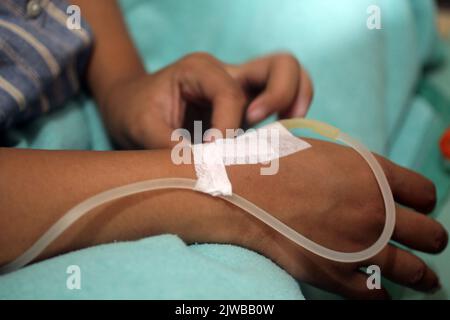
top-left (0, 119), bottom-right (396, 275)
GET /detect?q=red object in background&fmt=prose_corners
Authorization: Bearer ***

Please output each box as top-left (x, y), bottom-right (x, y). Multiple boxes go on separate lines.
top-left (440, 128), bottom-right (450, 160)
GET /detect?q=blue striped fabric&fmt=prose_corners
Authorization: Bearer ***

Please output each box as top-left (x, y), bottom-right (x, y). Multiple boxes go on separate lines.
top-left (0, 0), bottom-right (93, 130)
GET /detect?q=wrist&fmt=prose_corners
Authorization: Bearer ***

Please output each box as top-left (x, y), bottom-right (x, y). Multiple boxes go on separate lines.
top-left (161, 152), bottom-right (258, 247)
top-left (131, 150), bottom-right (250, 246)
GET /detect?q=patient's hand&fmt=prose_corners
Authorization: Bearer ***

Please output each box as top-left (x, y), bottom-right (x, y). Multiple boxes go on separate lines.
top-left (101, 52), bottom-right (313, 149)
top-left (226, 138), bottom-right (447, 299)
top-left (0, 140), bottom-right (445, 299)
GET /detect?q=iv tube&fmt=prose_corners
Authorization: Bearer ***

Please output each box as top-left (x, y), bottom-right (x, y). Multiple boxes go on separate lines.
top-left (0, 119), bottom-right (395, 274)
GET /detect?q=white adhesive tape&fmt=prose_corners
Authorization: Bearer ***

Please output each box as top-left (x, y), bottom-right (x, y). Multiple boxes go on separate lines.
top-left (192, 142), bottom-right (232, 196)
top-left (192, 122), bottom-right (311, 196)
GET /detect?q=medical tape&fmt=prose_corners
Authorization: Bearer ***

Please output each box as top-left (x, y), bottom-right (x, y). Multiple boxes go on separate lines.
top-left (192, 122), bottom-right (311, 196)
top-left (192, 142), bottom-right (232, 196)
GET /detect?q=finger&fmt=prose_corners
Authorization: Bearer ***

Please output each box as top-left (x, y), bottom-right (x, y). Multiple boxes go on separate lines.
top-left (367, 244), bottom-right (441, 292)
top-left (374, 155), bottom-right (437, 213)
top-left (281, 66), bottom-right (314, 118)
top-left (233, 54), bottom-right (302, 124)
top-left (179, 53), bottom-right (247, 138)
top-left (296, 255), bottom-right (390, 300)
top-left (338, 272), bottom-right (391, 300)
top-left (247, 54), bottom-right (300, 123)
top-left (210, 78), bottom-right (247, 138)
top-left (299, 267), bottom-right (390, 300)
top-left (393, 205), bottom-right (448, 253)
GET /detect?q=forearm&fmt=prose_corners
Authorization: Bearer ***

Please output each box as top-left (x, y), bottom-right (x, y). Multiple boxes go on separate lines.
top-left (0, 148), bottom-right (245, 266)
top-left (71, 0), bottom-right (145, 107)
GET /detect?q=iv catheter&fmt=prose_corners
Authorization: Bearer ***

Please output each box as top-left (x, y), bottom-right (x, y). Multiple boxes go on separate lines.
top-left (0, 119), bottom-right (396, 275)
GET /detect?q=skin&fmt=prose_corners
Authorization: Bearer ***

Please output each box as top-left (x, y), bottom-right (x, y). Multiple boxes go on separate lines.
top-left (74, 0), bottom-right (313, 149)
top-left (0, 0), bottom-right (447, 300)
top-left (0, 141), bottom-right (447, 300)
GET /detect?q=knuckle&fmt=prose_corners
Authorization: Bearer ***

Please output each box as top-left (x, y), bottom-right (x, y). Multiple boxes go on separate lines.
top-left (182, 52), bottom-right (215, 66)
top-left (275, 52), bottom-right (300, 67)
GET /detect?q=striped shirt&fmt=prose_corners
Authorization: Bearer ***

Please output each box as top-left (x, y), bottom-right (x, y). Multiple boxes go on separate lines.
top-left (0, 0), bottom-right (93, 130)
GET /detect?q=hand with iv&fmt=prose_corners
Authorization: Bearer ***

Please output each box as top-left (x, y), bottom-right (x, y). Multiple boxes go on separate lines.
top-left (226, 138), bottom-right (447, 299)
top-left (0, 137), bottom-right (446, 299)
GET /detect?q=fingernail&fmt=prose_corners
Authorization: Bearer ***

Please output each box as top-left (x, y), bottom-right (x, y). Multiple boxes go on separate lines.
top-left (433, 229), bottom-right (448, 253)
top-left (247, 107), bottom-right (266, 123)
